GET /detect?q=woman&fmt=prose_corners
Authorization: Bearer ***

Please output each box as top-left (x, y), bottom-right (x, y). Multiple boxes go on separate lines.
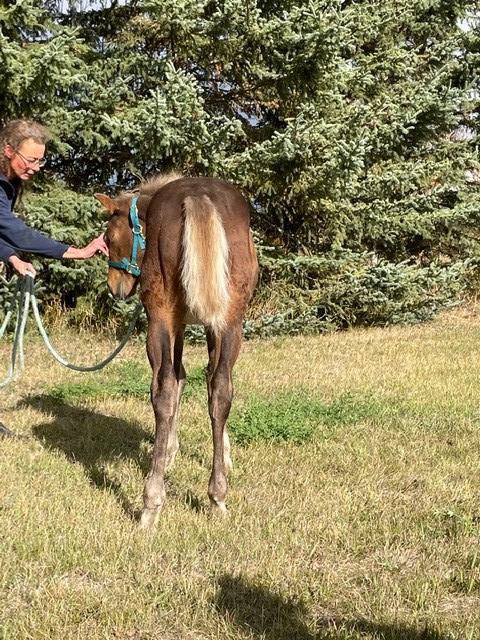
top-left (0, 119), bottom-right (108, 437)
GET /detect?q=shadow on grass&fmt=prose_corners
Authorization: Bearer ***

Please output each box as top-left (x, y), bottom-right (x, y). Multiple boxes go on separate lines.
top-left (21, 394), bottom-right (153, 521)
top-left (21, 394), bottom-right (210, 520)
top-left (214, 574), bottom-right (449, 640)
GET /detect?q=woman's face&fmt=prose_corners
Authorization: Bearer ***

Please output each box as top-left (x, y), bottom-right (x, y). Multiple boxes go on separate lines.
top-left (4, 137), bottom-right (46, 181)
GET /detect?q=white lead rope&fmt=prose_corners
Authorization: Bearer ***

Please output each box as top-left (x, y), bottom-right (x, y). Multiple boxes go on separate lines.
top-left (0, 274), bottom-right (143, 387)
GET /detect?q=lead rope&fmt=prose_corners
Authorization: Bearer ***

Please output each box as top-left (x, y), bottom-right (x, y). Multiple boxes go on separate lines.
top-left (0, 277), bottom-right (30, 388)
top-left (0, 274), bottom-right (143, 387)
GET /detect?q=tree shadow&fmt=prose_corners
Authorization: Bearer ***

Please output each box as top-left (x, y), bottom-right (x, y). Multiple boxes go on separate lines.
top-left (214, 574), bottom-right (450, 640)
top-left (21, 394), bottom-right (153, 521)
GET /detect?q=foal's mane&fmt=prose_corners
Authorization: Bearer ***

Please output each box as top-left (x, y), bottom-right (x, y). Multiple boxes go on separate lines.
top-left (115, 172), bottom-right (183, 216)
top-left (138, 172), bottom-right (183, 198)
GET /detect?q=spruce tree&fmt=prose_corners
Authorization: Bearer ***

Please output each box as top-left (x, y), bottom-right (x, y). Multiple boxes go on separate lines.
top-left (0, 0), bottom-right (478, 331)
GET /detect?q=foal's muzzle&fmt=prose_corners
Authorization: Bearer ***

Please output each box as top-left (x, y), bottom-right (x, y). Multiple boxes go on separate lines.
top-left (108, 271), bottom-right (137, 300)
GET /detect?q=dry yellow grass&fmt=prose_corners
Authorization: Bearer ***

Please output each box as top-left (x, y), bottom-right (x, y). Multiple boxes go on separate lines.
top-left (1, 306), bottom-right (480, 639)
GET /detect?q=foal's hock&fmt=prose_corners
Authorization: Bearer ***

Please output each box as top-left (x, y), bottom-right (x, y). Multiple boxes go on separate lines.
top-left (96, 175), bottom-right (258, 528)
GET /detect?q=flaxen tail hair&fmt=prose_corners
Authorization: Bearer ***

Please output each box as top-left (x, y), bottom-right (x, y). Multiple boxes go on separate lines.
top-left (181, 195), bottom-right (230, 334)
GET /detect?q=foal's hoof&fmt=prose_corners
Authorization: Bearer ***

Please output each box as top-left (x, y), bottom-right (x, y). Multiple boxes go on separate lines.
top-left (210, 499), bottom-right (228, 517)
top-left (139, 508), bottom-right (161, 529)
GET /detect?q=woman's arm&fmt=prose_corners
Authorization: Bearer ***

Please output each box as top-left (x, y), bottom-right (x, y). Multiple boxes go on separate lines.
top-left (0, 184), bottom-right (108, 274)
top-left (62, 233), bottom-right (108, 259)
top-left (0, 187), bottom-right (69, 259)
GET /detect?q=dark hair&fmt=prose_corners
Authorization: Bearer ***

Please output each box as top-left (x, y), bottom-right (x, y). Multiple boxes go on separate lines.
top-left (0, 119), bottom-right (50, 175)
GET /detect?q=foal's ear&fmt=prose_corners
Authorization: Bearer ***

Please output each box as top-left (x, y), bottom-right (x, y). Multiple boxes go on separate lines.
top-left (95, 193), bottom-right (116, 215)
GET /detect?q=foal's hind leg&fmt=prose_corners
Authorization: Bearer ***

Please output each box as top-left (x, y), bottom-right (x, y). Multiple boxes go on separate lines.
top-left (140, 318), bottom-right (178, 529)
top-left (166, 326), bottom-right (186, 471)
top-left (206, 322), bottom-right (243, 514)
top-left (206, 330), bottom-right (233, 473)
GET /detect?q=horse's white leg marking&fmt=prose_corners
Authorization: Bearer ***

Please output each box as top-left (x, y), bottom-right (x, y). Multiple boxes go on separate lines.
top-left (223, 429), bottom-right (233, 473)
top-left (165, 376), bottom-right (185, 470)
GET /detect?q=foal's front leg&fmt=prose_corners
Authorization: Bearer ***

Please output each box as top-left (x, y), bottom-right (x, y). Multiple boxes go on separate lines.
top-left (140, 320), bottom-right (178, 529)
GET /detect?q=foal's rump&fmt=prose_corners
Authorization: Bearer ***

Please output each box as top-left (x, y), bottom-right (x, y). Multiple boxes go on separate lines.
top-left (144, 177), bottom-right (256, 334)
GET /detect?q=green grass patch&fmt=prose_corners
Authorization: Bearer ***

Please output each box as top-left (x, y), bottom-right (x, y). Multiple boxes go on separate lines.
top-left (229, 391), bottom-right (390, 445)
top-left (182, 365), bottom-right (207, 399)
top-left (49, 360), bottom-right (151, 401)
top-left (48, 361), bottom-right (207, 402)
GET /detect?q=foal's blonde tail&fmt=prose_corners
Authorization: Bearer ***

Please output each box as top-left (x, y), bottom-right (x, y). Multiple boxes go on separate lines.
top-left (181, 195), bottom-right (230, 335)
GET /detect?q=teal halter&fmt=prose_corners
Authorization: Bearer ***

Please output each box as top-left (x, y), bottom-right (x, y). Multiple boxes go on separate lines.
top-left (108, 195), bottom-right (146, 277)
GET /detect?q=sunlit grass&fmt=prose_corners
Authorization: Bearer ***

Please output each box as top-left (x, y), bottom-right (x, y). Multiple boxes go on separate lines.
top-left (1, 307), bottom-right (480, 638)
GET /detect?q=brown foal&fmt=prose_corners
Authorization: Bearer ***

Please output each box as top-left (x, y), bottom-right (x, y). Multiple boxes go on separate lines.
top-left (96, 175), bottom-right (258, 527)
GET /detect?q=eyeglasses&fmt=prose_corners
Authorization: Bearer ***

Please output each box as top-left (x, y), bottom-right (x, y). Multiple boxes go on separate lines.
top-left (14, 149), bottom-right (46, 168)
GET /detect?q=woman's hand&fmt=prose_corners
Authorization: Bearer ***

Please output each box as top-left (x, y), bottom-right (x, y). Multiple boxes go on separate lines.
top-left (8, 255), bottom-right (36, 277)
top-left (62, 233), bottom-right (109, 260)
top-left (82, 233), bottom-right (109, 258)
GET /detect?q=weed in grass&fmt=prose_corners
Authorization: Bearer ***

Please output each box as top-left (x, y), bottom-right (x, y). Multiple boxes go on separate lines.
top-left (229, 391), bottom-right (392, 445)
top-left (429, 509), bottom-right (480, 541)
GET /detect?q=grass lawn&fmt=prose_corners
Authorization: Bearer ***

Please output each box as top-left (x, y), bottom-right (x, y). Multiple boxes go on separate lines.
top-left (1, 306), bottom-right (480, 639)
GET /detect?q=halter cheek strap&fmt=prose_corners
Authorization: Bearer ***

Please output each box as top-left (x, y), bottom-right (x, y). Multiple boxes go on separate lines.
top-left (108, 195), bottom-right (146, 277)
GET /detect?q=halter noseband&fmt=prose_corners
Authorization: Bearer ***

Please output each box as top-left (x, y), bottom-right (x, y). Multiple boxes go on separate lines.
top-left (108, 195), bottom-right (146, 277)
